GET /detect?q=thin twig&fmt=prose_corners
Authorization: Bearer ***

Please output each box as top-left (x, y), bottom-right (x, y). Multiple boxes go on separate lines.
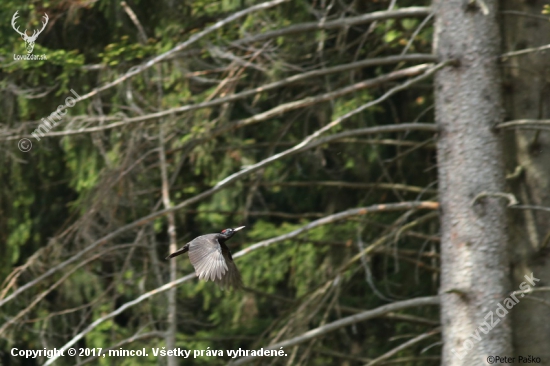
top-left (364, 327), bottom-right (441, 366)
top-left (501, 44), bottom-right (550, 60)
top-left (74, 331), bottom-right (165, 366)
top-left (496, 119), bottom-right (550, 130)
top-left (236, 202), bottom-right (439, 257)
top-left (259, 181), bottom-right (437, 194)
top-left (510, 205), bottom-right (550, 213)
top-left (500, 10), bottom-right (550, 21)
top-left (120, 1), bottom-right (148, 44)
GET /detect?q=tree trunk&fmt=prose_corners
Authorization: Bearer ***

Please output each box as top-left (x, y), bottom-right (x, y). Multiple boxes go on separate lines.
top-left (500, 0), bottom-right (550, 360)
top-left (434, 0), bottom-right (512, 364)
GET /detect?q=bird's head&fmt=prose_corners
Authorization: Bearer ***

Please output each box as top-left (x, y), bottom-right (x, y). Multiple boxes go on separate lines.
top-left (219, 226), bottom-right (245, 239)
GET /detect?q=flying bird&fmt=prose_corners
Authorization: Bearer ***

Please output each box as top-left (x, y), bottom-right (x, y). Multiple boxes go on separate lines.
top-left (165, 226), bottom-right (245, 289)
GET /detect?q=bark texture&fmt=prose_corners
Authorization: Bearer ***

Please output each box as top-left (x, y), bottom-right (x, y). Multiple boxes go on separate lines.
top-left (434, 0), bottom-right (512, 364)
top-left (500, 0), bottom-right (550, 360)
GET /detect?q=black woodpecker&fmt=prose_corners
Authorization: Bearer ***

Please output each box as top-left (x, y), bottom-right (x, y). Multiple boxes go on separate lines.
top-left (165, 226), bottom-right (245, 289)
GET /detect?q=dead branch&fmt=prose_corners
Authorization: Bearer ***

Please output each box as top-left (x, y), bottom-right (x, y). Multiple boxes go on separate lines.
top-left (233, 7), bottom-right (431, 45)
top-left (120, 1), bottom-right (148, 44)
top-left (495, 119), bottom-right (550, 130)
top-left (235, 201), bottom-right (438, 257)
top-left (259, 181), bottom-right (437, 194)
top-left (501, 44), bottom-right (550, 60)
top-left (365, 327), bottom-right (441, 366)
top-left (75, 331), bottom-right (165, 366)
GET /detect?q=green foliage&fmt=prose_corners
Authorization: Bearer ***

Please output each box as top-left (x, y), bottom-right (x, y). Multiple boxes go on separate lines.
top-left (99, 36), bottom-right (156, 66)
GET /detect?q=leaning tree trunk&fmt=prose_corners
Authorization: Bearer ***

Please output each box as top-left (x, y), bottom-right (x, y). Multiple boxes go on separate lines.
top-left (500, 0), bottom-right (550, 360)
top-left (434, 0), bottom-right (512, 364)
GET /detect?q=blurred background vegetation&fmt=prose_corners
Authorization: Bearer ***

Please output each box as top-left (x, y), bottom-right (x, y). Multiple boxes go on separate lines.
top-left (0, 0), bottom-right (444, 365)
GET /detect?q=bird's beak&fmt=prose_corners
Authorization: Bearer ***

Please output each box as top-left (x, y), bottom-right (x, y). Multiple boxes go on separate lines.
top-left (234, 226), bottom-right (245, 231)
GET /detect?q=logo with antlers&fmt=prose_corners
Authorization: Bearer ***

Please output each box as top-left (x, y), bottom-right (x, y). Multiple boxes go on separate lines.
top-left (11, 11), bottom-right (49, 54)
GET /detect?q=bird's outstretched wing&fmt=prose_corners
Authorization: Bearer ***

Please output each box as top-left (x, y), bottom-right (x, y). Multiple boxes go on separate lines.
top-left (214, 247), bottom-right (243, 290)
top-left (188, 235), bottom-right (229, 283)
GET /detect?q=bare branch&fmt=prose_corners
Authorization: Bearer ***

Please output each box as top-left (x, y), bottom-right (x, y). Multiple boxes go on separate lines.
top-left (235, 201), bottom-right (438, 257)
top-left (501, 44), bottom-right (550, 60)
top-left (234, 7), bottom-right (431, 45)
top-left (75, 331), bottom-right (164, 366)
top-left (120, 1), bottom-right (148, 44)
top-left (509, 205), bottom-right (550, 213)
top-left (496, 119), bottom-right (550, 130)
top-left (258, 181), bottom-right (437, 194)
top-left (400, 13), bottom-right (434, 56)
top-left (471, 191), bottom-right (518, 207)
top-left (500, 10), bottom-right (550, 21)
top-left (213, 64), bottom-right (446, 190)
top-left (183, 209), bottom-right (325, 219)
top-left (229, 296), bottom-right (440, 365)
top-left (365, 327), bottom-right (441, 366)
top-left (381, 312), bottom-right (440, 326)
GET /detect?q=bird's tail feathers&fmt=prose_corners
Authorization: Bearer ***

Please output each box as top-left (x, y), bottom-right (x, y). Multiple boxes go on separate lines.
top-left (165, 244), bottom-right (189, 260)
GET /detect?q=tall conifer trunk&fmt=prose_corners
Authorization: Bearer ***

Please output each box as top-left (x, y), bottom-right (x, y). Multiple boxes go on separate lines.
top-left (434, 0), bottom-right (512, 364)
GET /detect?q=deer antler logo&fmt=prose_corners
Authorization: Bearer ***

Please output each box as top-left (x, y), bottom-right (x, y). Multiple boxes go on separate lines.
top-left (11, 11), bottom-right (49, 54)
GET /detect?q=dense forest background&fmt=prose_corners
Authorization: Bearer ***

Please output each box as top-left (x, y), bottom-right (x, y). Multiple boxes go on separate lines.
top-left (1, 0), bottom-right (548, 365)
